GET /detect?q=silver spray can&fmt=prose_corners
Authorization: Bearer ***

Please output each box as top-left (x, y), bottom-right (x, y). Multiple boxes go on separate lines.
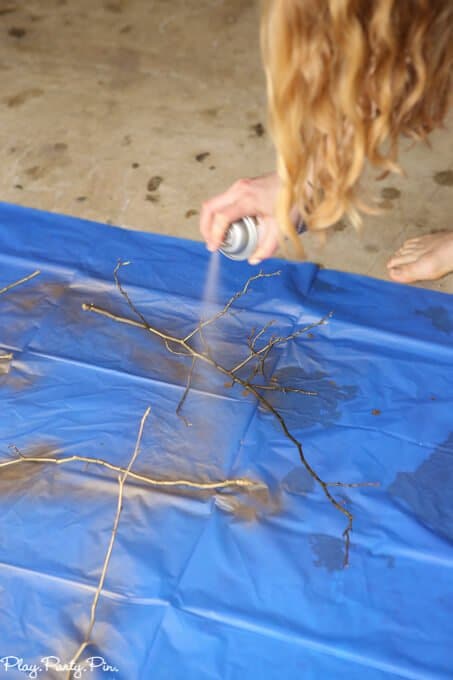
top-left (219, 215), bottom-right (306, 261)
top-left (219, 216), bottom-right (259, 261)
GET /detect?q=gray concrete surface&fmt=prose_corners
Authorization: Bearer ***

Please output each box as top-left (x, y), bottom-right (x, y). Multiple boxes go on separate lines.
top-left (0, 0), bottom-right (452, 292)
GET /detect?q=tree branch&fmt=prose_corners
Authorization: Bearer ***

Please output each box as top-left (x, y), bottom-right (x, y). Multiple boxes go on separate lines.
top-left (0, 270), bottom-right (41, 296)
top-left (82, 269), bottom-right (379, 567)
top-left (183, 270), bottom-right (281, 344)
top-left (1, 449), bottom-right (259, 492)
top-left (176, 356), bottom-right (196, 427)
top-left (66, 407), bottom-right (151, 679)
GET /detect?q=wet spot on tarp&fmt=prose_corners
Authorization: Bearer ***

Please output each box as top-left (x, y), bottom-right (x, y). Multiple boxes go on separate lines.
top-left (310, 279), bottom-right (348, 296)
top-left (389, 432), bottom-right (453, 542)
top-left (415, 306), bottom-right (453, 334)
top-left (309, 533), bottom-right (344, 572)
top-left (264, 367), bottom-right (357, 429)
top-left (282, 466), bottom-right (315, 495)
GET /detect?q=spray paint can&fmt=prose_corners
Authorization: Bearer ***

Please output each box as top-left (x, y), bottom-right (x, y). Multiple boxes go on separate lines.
top-left (219, 216), bottom-right (307, 261)
top-left (219, 216), bottom-right (259, 261)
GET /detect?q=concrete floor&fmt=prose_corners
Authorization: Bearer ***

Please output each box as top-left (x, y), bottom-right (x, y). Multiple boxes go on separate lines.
top-left (1, 0), bottom-right (452, 293)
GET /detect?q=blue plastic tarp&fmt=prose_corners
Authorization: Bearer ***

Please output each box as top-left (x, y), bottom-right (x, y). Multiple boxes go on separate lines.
top-left (0, 202), bottom-right (452, 680)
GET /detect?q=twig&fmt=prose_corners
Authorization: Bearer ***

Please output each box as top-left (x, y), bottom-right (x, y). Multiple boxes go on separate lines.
top-left (0, 450), bottom-right (259, 491)
top-left (0, 272), bottom-right (40, 366)
top-left (183, 270), bottom-right (281, 343)
top-left (0, 270), bottom-right (40, 296)
top-left (113, 261), bottom-right (148, 328)
top-left (176, 357), bottom-right (196, 427)
top-left (66, 407), bottom-right (151, 679)
top-left (249, 383), bottom-right (318, 396)
top-left (246, 321), bottom-right (275, 379)
top-left (249, 321), bottom-right (275, 352)
top-left (326, 481), bottom-right (380, 488)
top-left (197, 325), bottom-right (211, 358)
top-left (231, 314), bottom-right (332, 375)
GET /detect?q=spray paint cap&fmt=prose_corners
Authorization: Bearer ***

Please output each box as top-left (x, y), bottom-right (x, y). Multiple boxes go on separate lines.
top-left (219, 217), bottom-right (259, 261)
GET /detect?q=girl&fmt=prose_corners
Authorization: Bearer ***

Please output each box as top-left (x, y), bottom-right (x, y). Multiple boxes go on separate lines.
top-left (200, 0), bottom-right (452, 283)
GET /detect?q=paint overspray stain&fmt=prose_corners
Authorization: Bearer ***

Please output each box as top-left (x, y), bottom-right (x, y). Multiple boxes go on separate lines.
top-left (214, 483), bottom-right (281, 521)
top-left (0, 359), bottom-right (38, 392)
top-left (0, 280), bottom-right (67, 391)
top-left (3, 281), bottom-right (67, 314)
top-left (309, 533), bottom-right (344, 572)
top-left (0, 442), bottom-right (61, 491)
top-left (389, 432), bottom-right (453, 543)
top-left (415, 306), bottom-right (453, 334)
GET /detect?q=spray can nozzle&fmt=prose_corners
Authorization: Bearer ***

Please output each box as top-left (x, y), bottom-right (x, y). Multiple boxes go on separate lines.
top-left (219, 217), bottom-right (259, 261)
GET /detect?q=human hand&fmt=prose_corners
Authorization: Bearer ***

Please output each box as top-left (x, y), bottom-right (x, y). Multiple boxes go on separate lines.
top-left (199, 172), bottom-right (281, 265)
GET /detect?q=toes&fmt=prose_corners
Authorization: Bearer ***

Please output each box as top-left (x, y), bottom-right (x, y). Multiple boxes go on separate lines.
top-left (404, 237), bottom-right (422, 247)
top-left (388, 257), bottom-right (438, 283)
top-left (399, 243), bottom-right (423, 256)
top-left (387, 264), bottom-right (420, 283)
top-left (392, 244), bottom-right (420, 260)
top-left (386, 251), bottom-right (419, 268)
top-left (387, 231), bottom-right (453, 283)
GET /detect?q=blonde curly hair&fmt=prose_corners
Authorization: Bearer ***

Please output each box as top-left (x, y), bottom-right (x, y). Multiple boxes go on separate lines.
top-left (261, 0), bottom-right (453, 254)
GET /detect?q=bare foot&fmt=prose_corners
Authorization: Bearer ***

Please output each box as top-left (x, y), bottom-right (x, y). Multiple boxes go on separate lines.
top-left (387, 231), bottom-right (453, 283)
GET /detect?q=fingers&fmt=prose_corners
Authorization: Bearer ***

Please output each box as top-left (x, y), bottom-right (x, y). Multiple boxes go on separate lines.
top-left (210, 201), bottom-right (255, 251)
top-left (200, 174), bottom-right (281, 252)
top-left (200, 179), bottom-right (257, 251)
top-left (248, 218), bottom-right (280, 265)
